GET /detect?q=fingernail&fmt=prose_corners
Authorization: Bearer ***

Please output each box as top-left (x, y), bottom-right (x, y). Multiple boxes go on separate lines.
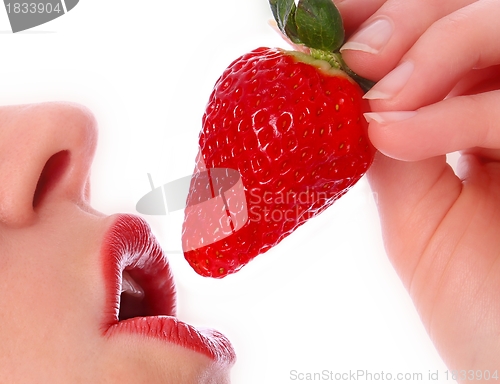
top-left (364, 111), bottom-right (417, 124)
top-left (340, 17), bottom-right (394, 54)
top-left (363, 61), bottom-right (414, 100)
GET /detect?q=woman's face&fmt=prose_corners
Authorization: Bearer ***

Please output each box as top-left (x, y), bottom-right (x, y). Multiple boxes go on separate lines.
top-left (0, 103), bottom-right (234, 383)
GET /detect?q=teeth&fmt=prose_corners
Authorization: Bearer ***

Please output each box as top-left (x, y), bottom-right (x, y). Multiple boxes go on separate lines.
top-left (121, 270), bottom-right (145, 298)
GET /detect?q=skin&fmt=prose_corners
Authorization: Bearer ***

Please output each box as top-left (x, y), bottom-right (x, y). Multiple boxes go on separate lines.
top-left (0, 103), bottom-right (231, 383)
top-left (337, 0), bottom-right (500, 379)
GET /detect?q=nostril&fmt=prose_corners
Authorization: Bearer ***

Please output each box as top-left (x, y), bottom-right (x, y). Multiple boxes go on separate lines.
top-left (33, 150), bottom-right (70, 208)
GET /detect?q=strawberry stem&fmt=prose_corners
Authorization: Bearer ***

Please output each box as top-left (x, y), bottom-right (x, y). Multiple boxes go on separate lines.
top-left (310, 49), bottom-right (375, 92)
top-left (270, 0), bottom-right (375, 92)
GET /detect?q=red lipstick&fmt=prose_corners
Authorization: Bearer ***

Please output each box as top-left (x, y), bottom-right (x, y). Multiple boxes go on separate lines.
top-left (100, 214), bottom-right (235, 364)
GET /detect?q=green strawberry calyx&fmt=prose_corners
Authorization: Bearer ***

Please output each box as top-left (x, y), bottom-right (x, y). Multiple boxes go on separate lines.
top-left (269, 0), bottom-right (374, 92)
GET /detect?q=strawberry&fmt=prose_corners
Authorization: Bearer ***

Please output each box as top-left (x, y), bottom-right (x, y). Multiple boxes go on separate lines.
top-left (182, 0), bottom-right (375, 278)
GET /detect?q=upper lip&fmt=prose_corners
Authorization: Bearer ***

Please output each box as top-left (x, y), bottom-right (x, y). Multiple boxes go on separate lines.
top-left (99, 214), bottom-right (236, 364)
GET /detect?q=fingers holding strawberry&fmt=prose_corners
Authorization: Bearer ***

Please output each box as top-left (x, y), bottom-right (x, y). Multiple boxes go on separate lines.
top-left (360, 0), bottom-right (500, 161)
top-left (339, 0), bottom-right (478, 83)
top-left (363, 0), bottom-right (500, 108)
top-left (354, 0), bottom-right (500, 370)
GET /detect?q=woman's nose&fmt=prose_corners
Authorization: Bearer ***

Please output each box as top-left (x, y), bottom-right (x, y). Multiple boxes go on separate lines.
top-left (0, 102), bottom-right (98, 227)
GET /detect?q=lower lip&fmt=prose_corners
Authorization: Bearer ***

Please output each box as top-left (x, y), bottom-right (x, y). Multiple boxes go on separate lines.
top-left (106, 316), bottom-right (236, 364)
top-left (100, 214), bottom-right (236, 365)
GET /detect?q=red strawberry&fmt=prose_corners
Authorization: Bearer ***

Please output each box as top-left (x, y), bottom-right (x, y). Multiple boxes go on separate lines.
top-left (182, 0), bottom-right (375, 278)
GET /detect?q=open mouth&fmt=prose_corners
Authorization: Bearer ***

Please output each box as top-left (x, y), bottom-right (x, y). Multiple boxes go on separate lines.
top-left (119, 270), bottom-right (147, 321)
top-left (100, 214), bottom-right (235, 364)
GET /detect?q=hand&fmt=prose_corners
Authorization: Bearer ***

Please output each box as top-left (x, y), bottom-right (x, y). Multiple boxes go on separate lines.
top-left (339, 0), bottom-right (500, 376)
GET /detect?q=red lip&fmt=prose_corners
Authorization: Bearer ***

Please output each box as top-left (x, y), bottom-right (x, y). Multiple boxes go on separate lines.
top-left (100, 214), bottom-right (235, 364)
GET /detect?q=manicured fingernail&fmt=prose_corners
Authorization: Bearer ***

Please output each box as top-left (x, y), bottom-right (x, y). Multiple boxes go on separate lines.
top-left (340, 17), bottom-right (394, 54)
top-left (364, 111), bottom-right (417, 124)
top-left (363, 61), bottom-right (414, 100)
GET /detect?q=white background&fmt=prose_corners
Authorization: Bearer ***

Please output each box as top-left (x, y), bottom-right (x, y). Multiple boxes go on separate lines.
top-left (0, 1), bottom-right (457, 382)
